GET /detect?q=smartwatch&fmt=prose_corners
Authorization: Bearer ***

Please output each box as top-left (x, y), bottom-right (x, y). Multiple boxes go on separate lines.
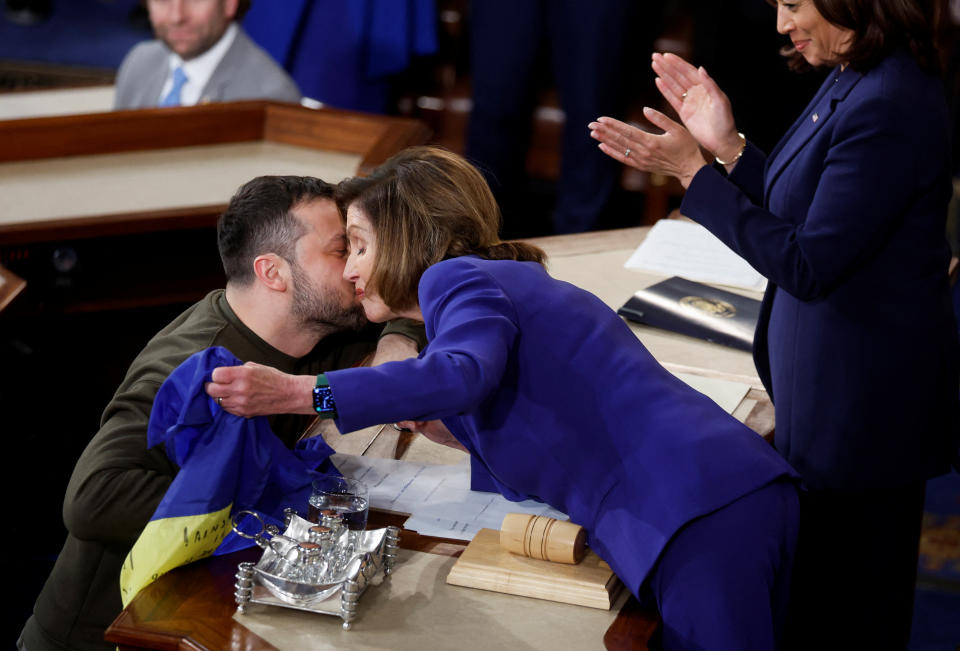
top-left (313, 374), bottom-right (337, 419)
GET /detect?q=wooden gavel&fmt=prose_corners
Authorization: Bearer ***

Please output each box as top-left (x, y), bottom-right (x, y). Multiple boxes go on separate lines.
top-left (499, 513), bottom-right (587, 565)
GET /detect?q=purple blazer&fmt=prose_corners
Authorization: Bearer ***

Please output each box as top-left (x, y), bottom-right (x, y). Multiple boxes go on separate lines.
top-left (327, 256), bottom-right (796, 595)
top-left (681, 51), bottom-right (960, 491)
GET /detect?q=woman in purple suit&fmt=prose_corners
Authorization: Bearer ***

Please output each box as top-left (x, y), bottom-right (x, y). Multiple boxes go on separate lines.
top-left (211, 146), bottom-right (799, 649)
top-left (589, 1), bottom-right (960, 648)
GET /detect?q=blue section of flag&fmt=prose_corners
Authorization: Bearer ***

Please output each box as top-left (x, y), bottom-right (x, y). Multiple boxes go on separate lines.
top-left (146, 346), bottom-right (339, 554)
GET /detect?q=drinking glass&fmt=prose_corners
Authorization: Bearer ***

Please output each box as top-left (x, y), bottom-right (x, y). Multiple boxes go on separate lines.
top-left (307, 476), bottom-right (369, 532)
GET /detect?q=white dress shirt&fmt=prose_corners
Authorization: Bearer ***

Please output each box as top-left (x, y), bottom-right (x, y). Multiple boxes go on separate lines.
top-left (157, 22), bottom-right (238, 106)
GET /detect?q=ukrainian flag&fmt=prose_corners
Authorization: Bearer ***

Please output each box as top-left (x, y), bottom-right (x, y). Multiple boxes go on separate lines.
top-left (120, 346), bottom-right (338, 606)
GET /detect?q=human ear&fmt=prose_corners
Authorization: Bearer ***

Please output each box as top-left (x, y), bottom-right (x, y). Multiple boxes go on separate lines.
top-left (222, 0), bottom-right (239, 21)
top-left (252, 253), bottom-right (288, 292)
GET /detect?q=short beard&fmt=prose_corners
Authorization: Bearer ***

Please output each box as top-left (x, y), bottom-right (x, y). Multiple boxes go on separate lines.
top-left (157, 26), bottom-right (223, 61)
top-left (290, 261), bottom-right (367, 336)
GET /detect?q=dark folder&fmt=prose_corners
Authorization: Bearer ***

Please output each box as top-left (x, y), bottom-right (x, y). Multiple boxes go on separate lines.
top-left (617, 276), bottom-right (761, 352)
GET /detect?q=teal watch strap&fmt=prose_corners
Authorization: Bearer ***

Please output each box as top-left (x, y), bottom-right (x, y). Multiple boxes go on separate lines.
top-left (313, 373), bottom-right (336, 418)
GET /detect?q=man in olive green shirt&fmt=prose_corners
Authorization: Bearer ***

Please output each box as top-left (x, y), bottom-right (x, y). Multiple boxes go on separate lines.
top-left (19, 176), bottom-right (422, 651)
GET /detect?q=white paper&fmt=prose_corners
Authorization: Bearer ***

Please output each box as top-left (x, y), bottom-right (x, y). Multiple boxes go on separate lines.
top-left (332, 454), bottom-right (567, 541)
top-left (625, 219), bottom-right (767, 291)
top-left (674, 372), bottom-right (749, 415)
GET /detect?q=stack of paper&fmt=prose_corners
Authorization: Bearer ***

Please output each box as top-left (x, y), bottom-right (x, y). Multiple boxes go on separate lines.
top-left (625, 219), bottom-right (767, 292)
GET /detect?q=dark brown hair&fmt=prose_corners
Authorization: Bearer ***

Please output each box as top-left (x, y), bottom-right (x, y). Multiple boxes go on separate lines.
top-left (336, 146), bottom-right (547, 312)
top-left (776, 0), bottom-right (946, 73)
top-left (218, 175), bottom-right (334, 285)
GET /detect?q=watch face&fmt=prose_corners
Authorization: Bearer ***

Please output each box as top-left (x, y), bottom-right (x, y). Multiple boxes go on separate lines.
top-left (313, 385), bottom-right (336, 415)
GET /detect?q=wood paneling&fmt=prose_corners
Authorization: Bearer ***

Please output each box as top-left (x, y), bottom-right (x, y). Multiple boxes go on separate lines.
top-left (0, 102), bottom-right (264, 162)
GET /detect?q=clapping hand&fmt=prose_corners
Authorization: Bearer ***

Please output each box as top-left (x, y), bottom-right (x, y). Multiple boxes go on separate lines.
top-left (588, 110), bottom-right (708, 189)
top-left (588, 53), bottom-right (746, 186)
top-left (651, 53), bottom-right (742, 164)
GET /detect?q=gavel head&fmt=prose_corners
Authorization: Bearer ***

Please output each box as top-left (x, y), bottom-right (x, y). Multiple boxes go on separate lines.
top-left (499, 513), bottom-right (587, 565)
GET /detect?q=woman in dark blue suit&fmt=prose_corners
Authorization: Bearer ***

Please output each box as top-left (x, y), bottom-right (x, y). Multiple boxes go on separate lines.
top-left (590, 1), bottom-right (960, 648)
top-left (211, 146), bottom-right (800, 649)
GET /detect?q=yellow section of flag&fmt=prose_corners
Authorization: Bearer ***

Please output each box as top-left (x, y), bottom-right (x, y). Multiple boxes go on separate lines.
top-left (119, 503), bottom-right (233, 607)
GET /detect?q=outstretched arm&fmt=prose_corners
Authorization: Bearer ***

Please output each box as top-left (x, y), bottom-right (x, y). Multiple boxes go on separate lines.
top-left (207, 326), bottom-right (423, 418)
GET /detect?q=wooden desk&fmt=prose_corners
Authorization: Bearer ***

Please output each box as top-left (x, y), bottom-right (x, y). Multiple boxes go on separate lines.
top-left (0, 101), bottom-right (430, 314)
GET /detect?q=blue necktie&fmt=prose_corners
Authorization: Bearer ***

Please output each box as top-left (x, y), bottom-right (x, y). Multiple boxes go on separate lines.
top-left (159, 67), bottom-right (188, 107)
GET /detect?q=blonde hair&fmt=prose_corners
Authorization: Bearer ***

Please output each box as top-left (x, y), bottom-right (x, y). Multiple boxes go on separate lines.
top-left (336, 146), bottom-right (546, 311)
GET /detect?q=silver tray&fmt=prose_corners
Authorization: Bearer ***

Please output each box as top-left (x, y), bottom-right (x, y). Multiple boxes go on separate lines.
top-left (233, 510), bottom-right (400, 630)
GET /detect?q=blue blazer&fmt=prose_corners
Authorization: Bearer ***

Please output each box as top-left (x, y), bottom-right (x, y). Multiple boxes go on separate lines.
top-left (681, 51), bottom-right (960, 491)
top-left (328, 257), bottom-right (796, 595)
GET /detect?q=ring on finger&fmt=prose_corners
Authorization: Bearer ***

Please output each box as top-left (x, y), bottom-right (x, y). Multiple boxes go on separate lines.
top-left (217, 396), bottom-right (223, 407)
top-left (681, 91), bottom-right (688, 99)
top-left (624, 148), bottom-right (632, 158)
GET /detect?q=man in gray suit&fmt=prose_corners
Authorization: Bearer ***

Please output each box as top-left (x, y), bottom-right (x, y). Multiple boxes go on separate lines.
top-left (114, 0), bottom-right (301, 109)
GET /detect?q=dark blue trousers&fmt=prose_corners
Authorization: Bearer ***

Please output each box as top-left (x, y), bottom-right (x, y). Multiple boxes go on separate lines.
top-left (643, 480), bottom-right (799, 650)
top-left (465, 0), bottom-right (636, 235)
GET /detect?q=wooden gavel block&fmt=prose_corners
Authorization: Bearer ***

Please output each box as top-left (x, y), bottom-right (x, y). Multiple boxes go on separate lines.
top-left (447, 513), bottom-right (621, 608)
top-left (499, 513), bottom-right (587, 564)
